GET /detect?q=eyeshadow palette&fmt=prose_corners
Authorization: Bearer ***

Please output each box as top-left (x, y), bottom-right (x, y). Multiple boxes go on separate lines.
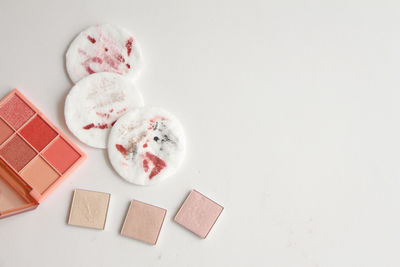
top-left (0, 89), bottom-right (86, 219)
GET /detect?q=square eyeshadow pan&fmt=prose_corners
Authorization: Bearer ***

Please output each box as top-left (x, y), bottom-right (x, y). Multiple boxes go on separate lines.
top-left (0, 94), bottom-right (34, 130)
top-left (42, 137), bottom-right (81, 174)
top-left (20, 156), bottom-right (60, 194)
top-left (174, 190), bottom-right (224, 239)
top-left (19, 115), bottom-right (57, 151)
top-left (0, 135), bottom-right (37, 172)
top-left (121, 200), bottom-right (167, 245)
top-left (68, 189), bottom-right (111, 230)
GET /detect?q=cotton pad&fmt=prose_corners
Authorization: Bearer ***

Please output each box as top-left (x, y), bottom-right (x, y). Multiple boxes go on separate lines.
top-left (66, 24), bottom-right (142, 83)
top-left (108, 107), bottom-right (185, 185)
top-left (65, 72), bottom-right (144, 149)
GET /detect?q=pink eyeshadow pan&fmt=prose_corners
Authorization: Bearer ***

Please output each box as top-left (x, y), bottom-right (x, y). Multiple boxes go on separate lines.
top-left (174, 190), bottom-right (223, 239)
top-left (0, 94), bottom-right (34, 130)
top-left (0, 135), bottom-right (37, 172)
top-left (0, 118), bottom-right (13, 145)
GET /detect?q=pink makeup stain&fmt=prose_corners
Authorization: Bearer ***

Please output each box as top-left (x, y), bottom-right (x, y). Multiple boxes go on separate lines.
top-left (116, 108), bottom-right (127, 114)
top-left (142, 152), bottom-right (166, 179)
top-left (78, 28), bottom-right (134, 76)
top-left (78, 49), bottom-right (88, 55)
top-left (96, 112), bottom-right (110, 119)
top-left (82, 57), bottom-right (103, 75)
top-left (143, 159), bottom-right (149, 172)
top-left (102, 54), bottom-right (123, 72)
top-left (149, 116), bottom-right (167, 123)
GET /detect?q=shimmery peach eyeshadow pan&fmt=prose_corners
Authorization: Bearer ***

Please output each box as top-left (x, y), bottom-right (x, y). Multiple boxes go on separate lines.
top-left (0, 89), bottom-right (86, 219)
top-left (174, 190), bottom-right (223, 239)
top-left (121, 200), bottom-right (167, 245)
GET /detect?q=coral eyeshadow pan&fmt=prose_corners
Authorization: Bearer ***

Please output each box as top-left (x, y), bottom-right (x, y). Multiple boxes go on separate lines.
top-left (19, 115), bottom-right (58, 151)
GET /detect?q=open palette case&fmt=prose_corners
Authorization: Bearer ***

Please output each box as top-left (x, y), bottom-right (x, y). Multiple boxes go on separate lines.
top-left (0, 89), bottom-right (85, 219)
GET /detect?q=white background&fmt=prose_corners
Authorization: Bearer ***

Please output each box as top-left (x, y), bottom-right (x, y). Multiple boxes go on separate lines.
top-left (1, 0), bottom-right (400, 266)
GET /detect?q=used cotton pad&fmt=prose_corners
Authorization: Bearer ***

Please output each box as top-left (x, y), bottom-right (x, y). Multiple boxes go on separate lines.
top-left (65, 72), bottom-right (144, 148)
top-left (66, 24), bottom-right (142, 83)
top-left (108, 107), bottom-right (185, 185)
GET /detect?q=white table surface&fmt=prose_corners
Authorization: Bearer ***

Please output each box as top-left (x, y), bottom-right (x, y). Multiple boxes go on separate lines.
top-left (1, 0), bottom-right (400, 266)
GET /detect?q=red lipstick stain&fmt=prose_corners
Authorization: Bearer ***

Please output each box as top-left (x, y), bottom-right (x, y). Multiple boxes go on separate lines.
top-left (143, 143), bottom-right (148, 148)
top-left (82, 123), bottom-right (109, 130)
top-left (126, 37), bottom-right (133, 56)
top-left (87, 35), bottom-right (96, 44)
top-left (85, 66), bottom-right (94, 74)
top-left (83, 123), bottom-right (95, 130)
top-left (116, 144), bottom-right (127, 156)
top-left (143, 152), bottom-right (166, 179)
